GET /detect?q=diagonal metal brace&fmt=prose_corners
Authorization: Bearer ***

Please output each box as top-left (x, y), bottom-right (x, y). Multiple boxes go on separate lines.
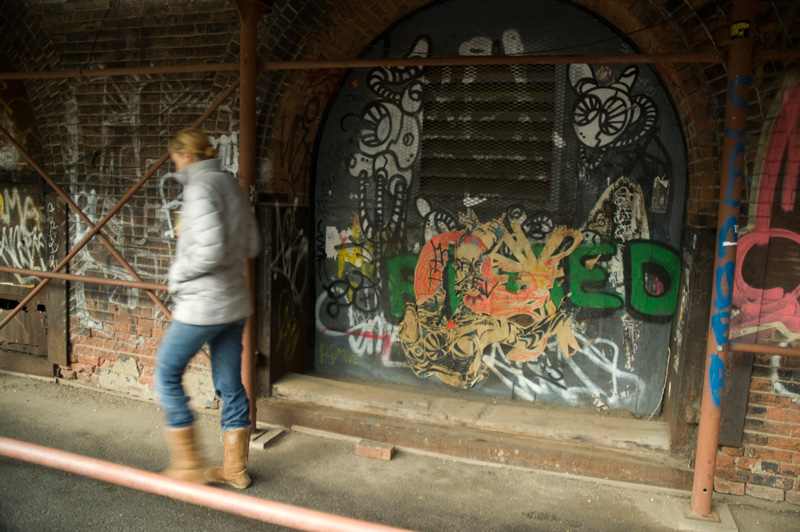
top-left (0, 123), bottom-right (173, 319)
top-left (0, 79), bottom-right (240, 333)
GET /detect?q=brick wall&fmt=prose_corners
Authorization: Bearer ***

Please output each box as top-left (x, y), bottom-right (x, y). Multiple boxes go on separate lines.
top-left (1, 0), bottom-right (241, 403)
top-left (715, 355), bottom-right (800, 504)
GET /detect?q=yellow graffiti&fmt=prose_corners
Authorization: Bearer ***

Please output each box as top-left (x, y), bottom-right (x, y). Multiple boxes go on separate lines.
top-left (337, 217), bottom-right (374, 278)
top-left (0, 193), bottom-right (4, 216)
top-left (319, 343), bottom-right (360, 366)
top-left (276, 291), bottom-right (299, 363)
top-left (730, 21), bottom-right (750, 39)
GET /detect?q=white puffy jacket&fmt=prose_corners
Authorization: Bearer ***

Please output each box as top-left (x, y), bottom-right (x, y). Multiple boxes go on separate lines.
top-left (168, 158), bottom-right (261, 325)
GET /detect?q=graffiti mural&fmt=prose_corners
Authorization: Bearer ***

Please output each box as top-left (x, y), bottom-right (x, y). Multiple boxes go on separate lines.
top-left (732, 77), bottom-right (800, 346)
top-left (0, 186), bottom-right (47, 285)
top-left (313, 0), bottom-right (687, 415)
top-left (398, 212), bottom-right (582, 387)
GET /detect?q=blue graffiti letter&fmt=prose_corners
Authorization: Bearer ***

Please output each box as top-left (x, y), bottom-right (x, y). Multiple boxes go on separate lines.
top-left (709, 354), bottom-right (726, 407)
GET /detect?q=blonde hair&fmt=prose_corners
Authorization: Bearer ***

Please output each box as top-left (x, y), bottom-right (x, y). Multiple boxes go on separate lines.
top-left (168, 129), bottom-right (217, 160)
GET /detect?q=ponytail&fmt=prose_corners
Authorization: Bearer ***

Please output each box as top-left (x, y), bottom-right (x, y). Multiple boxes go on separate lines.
top-left (168, 129), bottom-right (217, 160)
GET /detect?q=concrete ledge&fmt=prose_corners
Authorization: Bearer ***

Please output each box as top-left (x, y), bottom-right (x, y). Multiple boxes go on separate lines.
top-left (260, 373), bottom-right (693, 490)
top-left (271, 373), bottom-right (671, 452)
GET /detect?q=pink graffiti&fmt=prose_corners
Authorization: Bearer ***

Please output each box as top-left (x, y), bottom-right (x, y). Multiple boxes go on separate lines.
top-left (733, 84), bottom-right (800, 340)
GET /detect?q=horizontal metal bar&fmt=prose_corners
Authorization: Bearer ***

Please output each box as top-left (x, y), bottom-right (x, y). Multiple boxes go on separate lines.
top-left (0, 266), bottom-right (167, 292)
top-left (0, 53), bottom-right (726, 81)
top-left (0, 436), bottom-right (415, 532)
top-left (0, 63), bottom-right (240, 80)
top-left (260, 52), bottom-right (728, 70)
top-left (2, 47), bottom-right (798, 82)
top-left (729, 341), bottom-right (800, 358)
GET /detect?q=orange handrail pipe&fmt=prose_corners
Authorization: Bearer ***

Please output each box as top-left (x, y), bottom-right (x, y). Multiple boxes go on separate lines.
top-left (0, 436), bottom-right (415, 532)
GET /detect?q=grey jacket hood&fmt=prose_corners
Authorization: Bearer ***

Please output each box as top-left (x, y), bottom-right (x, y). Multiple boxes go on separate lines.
top-left (168, 158), bottom-right (261, 325)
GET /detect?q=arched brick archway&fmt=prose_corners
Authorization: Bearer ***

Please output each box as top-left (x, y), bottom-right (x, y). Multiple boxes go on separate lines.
top-left (261, 0), bottom-right (724, 227)
top-left (297, 0), bottom-right (692, 415)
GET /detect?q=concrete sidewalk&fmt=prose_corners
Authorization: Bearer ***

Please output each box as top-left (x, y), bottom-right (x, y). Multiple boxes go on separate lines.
top-left (1, 372), bottom-right (798, 532)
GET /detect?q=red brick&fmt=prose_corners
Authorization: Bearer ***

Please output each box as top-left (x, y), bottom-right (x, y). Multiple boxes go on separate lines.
top-left (70, 363), bottom-right (95, 375)
top-left (751, 473), bottom-right (794, 490)
top-left (768, 436), bottom-right (800, 452)
top-left (787, 490), bottom-right (800, 506)
top-left (714, 466), bottom-right (748, 483)
top-left (355, 440), bottom-right (395, 461)
top-left (716, 453), bottom-right (736, 468)
top-left (749, 392), bottom-right (793, 408)
top-left (744, 418), bottom-right (793, 436)
top-left (746, 447), bottom-right (796, 463)
top-left (778, 463), bottom-right (800, 478)
top-left (714, 478), bottom-right (745, 496)
top-left (74, 354), bottom-right (103, 367)
top-left (719, 446), bottom-right (744, 456)
top-left (138, 356), bottom-right (156, 368)
top-left (768, 409), bottom-right (800, 424)
top-left (736, 457), bottom-right (758, 470)
top-left (746, 483), bottom-right (786, 502)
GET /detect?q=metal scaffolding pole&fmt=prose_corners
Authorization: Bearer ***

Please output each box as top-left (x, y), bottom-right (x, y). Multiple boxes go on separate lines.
top-left (236, 0), bottom-right (271, 433)
top-left (729, 342), bottom-right (800, 358)
top-left (0, 266), bottom-right (167, 292)
top-left (0, 436), bottom-right (415, 532)
top-left (688, 0), bottom-right (757, 519)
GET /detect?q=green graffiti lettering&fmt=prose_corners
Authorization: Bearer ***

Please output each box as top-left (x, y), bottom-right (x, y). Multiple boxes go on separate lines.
top-left (387, 254), bottom-right (418, 318)
top-left (567, 243), bottom-right (623, 309)
top-left (447, 243), bottom-right (461, 315)
top-left (625, 241), bottom-right (680, 318)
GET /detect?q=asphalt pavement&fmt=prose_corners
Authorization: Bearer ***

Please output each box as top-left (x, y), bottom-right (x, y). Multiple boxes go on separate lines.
top-left (1, 371), bottom-right (798, 532)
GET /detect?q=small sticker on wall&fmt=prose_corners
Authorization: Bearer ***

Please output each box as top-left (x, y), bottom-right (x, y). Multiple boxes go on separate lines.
top-left (730, 21), bottom-right (750, 39)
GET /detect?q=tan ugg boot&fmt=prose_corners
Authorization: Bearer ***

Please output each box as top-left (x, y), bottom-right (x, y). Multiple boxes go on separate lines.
top-left (162, 425), bottom-right (206, 484)
top-left (204, 428), bottom-right (252, 489)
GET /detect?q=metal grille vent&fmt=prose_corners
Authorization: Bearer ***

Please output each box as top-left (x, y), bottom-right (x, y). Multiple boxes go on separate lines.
top-left (420, 64), bottom-right (559, 203)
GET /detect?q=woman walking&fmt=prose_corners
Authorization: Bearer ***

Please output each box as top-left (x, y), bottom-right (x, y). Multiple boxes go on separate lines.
top-left (155, 129), bottom-right (261, 489)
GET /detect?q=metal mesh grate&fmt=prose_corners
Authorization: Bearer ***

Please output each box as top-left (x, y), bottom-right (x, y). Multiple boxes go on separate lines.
top-left (420, 64), bottom-right (559, 202)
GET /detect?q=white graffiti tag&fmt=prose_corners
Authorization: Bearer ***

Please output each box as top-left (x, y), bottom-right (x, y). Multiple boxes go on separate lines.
top-left (0, 187), bottom-right (47, 284)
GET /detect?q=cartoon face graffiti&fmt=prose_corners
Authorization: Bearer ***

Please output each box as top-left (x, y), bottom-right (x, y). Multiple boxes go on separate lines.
top-left (570, 64), bottom-right (641, 148)
top-left (345, 36), bottom-right (430, 244)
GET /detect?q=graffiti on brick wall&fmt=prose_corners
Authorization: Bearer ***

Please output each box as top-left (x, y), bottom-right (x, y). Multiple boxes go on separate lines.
top-left (769, 356), bottom-right (800, 401)
top-left (66, 76), bottom-right (238, 328)
top-left (275, 55), bottom-right (345, 196)
top-left (733, 77), bottom-right (800, 346)
top-left (271, 201), bottom-right (309, 362)
top-left (64, 75), bottom-right (239, 330)
top-left (314, 3), bottom-right (686, 414)
top-left (0, 186), bottom-right (47, 284)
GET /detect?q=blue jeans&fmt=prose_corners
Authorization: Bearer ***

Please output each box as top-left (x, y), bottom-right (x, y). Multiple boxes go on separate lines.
top-left (155, 318), bottom-right (250, 432)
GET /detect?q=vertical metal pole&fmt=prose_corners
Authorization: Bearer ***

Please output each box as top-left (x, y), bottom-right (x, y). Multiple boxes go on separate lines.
top-left (236, 0), bottom-right (269, 431)
top-left (689, 0), bottom-right (757, 517)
